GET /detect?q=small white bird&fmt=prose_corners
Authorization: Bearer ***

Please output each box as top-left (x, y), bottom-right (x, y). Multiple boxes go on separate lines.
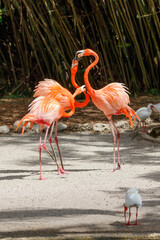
top-left (123, 188), bottom-right (142, 225)
top-left (136, 103), bottom-right (157, 131)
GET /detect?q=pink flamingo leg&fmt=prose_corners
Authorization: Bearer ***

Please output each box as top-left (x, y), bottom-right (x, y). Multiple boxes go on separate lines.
top-left (54, 121), bottom-right (68, 173)
top-left (39, 129), bottom-right (46, 180)
top-left (111, 120), bottom-right (121, 169)
top-left (42, 126), bottom-right (64, 175)
top-left (48, 122), bottom-right (57, 161)
top-left (109, 119), bottom-right (116, 172)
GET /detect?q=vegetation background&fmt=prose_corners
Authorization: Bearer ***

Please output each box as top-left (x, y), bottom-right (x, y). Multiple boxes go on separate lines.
top-left (0, 0), bottom-right (160, 97)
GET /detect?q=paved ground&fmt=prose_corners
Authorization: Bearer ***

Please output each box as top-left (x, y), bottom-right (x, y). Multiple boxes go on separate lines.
top-left (0, 131), bottom-right (160, 239)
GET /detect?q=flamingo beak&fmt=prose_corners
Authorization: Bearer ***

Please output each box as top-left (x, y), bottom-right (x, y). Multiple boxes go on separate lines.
top-left (74, 50), bottom-right (85, 61)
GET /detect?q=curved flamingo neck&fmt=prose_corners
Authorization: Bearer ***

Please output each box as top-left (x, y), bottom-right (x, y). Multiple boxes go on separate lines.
top-left (71, 66), bottom-right (90, 108)
top-left (62, 94), bottom-right (75, 118)
top-left (71, 70), bottom-right (79, 88)
top-left (74, 92), bottom-right (90, 108)
top-left (84, 51), bottom-right (99, 95)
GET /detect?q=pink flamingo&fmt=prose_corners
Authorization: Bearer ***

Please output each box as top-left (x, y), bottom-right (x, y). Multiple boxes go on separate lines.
top-left (74, 49), bottom-right (140, 171)
top-left (33, 59), bottom-right (90, 170)
top-left (16, 86), bottom-right (86, 180)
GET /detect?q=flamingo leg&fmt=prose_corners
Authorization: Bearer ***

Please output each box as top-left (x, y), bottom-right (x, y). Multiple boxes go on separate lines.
top-left (39, 129), bottom-right (46, 180)
top-left (54, 120), bottom-right (64, 169)
top-left (48, 122), bottom-right (57, 161)
top-left (110, 119), bottom-right (121, 170)
top-left (109, 119), bottom-right (117, 172)
top-left (42, 126), bottom-right (64, 175)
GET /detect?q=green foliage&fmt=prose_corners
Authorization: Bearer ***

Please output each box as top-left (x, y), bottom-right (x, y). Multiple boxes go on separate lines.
top-left (0, 0), bottom-right (160, 96)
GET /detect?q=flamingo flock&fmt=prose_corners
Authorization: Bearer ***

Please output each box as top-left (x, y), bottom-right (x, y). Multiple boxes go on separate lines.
top-left (17, 49), bottom-right (145, 224)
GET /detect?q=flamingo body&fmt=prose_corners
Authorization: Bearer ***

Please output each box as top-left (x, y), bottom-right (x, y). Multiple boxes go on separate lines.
top-left (75, 49), bottom-right (139, 171)
top-left (17, 85), bottom-right (86, 179)
top-left (90, 83), bottom-right (130, 118)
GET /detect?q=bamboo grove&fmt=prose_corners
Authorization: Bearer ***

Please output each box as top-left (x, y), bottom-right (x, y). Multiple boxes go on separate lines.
top-left (0, 0), bottom-right (160, 97)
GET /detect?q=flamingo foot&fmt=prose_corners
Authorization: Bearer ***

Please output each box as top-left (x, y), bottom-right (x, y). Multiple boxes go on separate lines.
top-left (124, 222), bottom-right (131, 225)
top-left (39, 176), bottom-right (47, 180)
top-left (58, 167), bottom-right (69, 174)
top-left (133, 222), bottom-right (141, 225)
top-left (112, 164), bottom-right (121, 172)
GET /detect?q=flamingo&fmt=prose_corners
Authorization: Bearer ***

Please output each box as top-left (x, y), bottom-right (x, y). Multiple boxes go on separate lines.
top-left (123, 188), bottom-right (142, 225)
top-left (74, 49), bottom-right (140, 171)
top-left (136, 104), bottom-right (158, 131)
top-left (16, 86), bottom-right (86, 180)
top-left (33, 59), bottom-right (90, 170)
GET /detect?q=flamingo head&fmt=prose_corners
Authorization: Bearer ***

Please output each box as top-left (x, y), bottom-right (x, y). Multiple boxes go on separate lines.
top-left (74, 49), bottom-right (96, 60)
top-left (71, 59), bottom-right (78, 75)
top-left (123, 204), bottom-right (128, 222)
top-left (74, 85), bottom-right (86, 96)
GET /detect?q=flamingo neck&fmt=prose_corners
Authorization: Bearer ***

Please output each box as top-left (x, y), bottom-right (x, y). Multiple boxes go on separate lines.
top-left (71, 70), bottom-right (79, 88)
top-left (84, 52), bottom-right (99, 95)
top-left (71, 72), bottom-right (90, 108)
top-left (62, 96), bottom-right (75, 118)
top-left (74, 92), bottom-right (90, 108)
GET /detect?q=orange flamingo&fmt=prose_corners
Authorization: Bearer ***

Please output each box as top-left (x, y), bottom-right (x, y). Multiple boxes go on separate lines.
top-left (74, 49), bottom-right (140, 171)
top-left (33, 59), bottom-right (90, 170)
top-left (16, 86), bottom-right (86, 180)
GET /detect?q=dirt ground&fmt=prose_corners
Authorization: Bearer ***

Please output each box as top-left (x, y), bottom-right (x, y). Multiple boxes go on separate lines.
top-left (0, 95), bottom-right (160, 130)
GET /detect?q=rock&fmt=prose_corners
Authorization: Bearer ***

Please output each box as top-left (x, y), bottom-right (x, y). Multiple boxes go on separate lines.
top-left (145, 117), bottom-right (153, 124)
top-left (13, 120), bottom-right (31, 133)
top-left (43, 122), bottom-right (67, 132)
top-left (115, 120), bottom-right (129, 129)
top-left (0, 125), bottom-right (10, 134)
top-left (80, 123), bottom-right (92, 131)
top-left (57, 122), bottom-right (67, 131)
top-left (93, 123), bottom-right (110, 132)
top-left (32, 125), bottom-right (40, 133)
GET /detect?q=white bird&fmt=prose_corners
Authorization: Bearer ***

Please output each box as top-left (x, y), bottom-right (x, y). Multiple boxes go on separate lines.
top-left (136, 103), bottom-right (157, 131)
top-left (123, 188), bottom-right (142, 225)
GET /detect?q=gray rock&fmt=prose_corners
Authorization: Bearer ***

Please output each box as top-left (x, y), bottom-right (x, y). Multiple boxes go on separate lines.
top-left (0, 125), bottom-right (10, 134)
top-left (57, 122), bottom-right (67, 131)
top-left (13, 120), bottom-right (31, 133)
top-left (43, 122), bottom-right (67, 132)
top-left (32, 125), bottom-right (40, 133)
top-left (115, 120), bottom-right (129, 129)
top-left (93, 123), bottom-right (110, 132)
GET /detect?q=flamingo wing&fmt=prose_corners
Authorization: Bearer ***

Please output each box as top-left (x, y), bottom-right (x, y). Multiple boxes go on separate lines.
top-left (98, 83), bottom-right (130, 111)
top-left (34, 79), bottom-right (71, 100)
top-left (33, 79), bottom-right (73, 110)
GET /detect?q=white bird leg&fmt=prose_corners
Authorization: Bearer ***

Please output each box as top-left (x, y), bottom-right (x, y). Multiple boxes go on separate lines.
top-left (127, 207), bottom-right (131, 225)
top-left (134, 206), bottom-right (139, 225)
